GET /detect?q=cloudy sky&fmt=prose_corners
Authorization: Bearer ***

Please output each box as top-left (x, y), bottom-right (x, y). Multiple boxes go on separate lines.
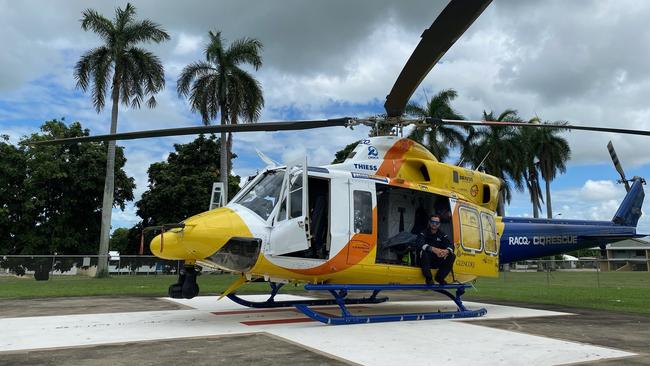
top-left (1, 0), bottom-right (649, 233)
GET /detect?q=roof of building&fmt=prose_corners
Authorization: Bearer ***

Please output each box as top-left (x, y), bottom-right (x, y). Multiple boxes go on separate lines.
top-left (607, 237), bottom-right (650, 250)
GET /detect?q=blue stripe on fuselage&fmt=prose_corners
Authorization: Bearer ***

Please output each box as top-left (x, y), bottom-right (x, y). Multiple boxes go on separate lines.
top-left (499, 217), bottom-right (637, 263)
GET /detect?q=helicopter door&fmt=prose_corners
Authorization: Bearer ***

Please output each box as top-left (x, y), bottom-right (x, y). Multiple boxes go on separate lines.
top-left (269, 157), bottom-right (310, 256)
top-left (347, 180), bottom-right (375, 264)
top-left (454, 202), bottom-right (499, 277)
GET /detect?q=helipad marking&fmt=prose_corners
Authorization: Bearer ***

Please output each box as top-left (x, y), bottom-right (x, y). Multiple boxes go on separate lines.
top-left (210, 305), bottom-right (350, 325)
top-left (241, 317), bottom-right (317, 326)
top-left (0, 295), bottom-right (636, 365)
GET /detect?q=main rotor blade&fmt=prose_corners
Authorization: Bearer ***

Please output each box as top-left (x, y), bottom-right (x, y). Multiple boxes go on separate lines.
top-left (32, 118), bottom-right (351, 145)
top-left (384, 0), bottom-right (492, 118)
top-left (431, 118), bottom-right (650, 137)
top-left (607, 140), bottom-right (631, 192)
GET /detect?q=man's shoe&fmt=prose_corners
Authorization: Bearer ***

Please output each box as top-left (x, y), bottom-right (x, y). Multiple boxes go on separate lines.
top-left (436, 279), bottom-right (448, 286)
top-left (425, 278), bottom-right (434, 286)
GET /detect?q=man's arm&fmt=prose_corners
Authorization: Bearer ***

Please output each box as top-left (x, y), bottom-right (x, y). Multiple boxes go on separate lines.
top-left (415, 233), bottom-right (430, 252)
top-left (439, 233), bottom-right (454, 255)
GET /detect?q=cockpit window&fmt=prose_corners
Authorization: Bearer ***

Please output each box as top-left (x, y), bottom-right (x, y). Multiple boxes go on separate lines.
top-left (235, 170), bottom-right (284, 220)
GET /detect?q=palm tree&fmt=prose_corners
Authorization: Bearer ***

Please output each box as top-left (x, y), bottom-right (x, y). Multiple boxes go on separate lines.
top-left (512, 118), bottom-right (548, 218)
top-left (461, 109), bottom-right (521, 215)
top-left (177, 31), bottom-right (264, 201)
top-left (532, 120), bottom-right (571, 218)
top-left (405, 89), bottom-right (466, 162)
top-left (74, 3), bottom-right (169, 277)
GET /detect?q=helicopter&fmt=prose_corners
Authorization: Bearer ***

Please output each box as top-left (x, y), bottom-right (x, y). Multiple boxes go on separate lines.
top-left (38, 0), bottom-right (647, 324)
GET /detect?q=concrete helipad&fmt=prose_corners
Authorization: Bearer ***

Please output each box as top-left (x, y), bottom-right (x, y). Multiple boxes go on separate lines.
top-left (0, 295), bottom-right (640, 365)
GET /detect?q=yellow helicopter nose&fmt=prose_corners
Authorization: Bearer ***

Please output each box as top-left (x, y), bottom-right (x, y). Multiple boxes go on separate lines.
top-left (150, 207), bottom-right (252, 260)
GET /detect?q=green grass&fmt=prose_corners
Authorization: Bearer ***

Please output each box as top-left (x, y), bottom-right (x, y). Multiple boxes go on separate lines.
top-left (466, 271), bottom-right (650, 315)
top-left (1, 271), bottom-right (649, 315)
top-left (0, 273), bottom-right (303, 299)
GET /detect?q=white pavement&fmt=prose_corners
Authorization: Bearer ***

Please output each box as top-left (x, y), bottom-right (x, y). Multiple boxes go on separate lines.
top-left (0, 295), bottom-right (636, 365)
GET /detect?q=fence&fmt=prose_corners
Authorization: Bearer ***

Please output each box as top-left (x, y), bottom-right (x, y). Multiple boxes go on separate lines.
top-left (499, 259), bottom-right (650, 289)
top-left (2, 255), bottom-right (646, 278)
top-left (504, 258), bottom-right (649, 272)
top-left (0, 255), bottom-right (183, 278)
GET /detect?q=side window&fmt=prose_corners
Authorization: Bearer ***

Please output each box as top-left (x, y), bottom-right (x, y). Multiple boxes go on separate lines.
top-left (481, 213), bottom-right (497, 255)
top-left (353, 190), bottom-right (372, 234)
top-left (459, 207), bottom-right (481, 251)
top-left (289, 173), bottom-right (303, 219)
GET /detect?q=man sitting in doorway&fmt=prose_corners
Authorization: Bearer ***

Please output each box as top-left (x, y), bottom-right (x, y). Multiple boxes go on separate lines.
top-left (417, 214), bottom-right (455, 285)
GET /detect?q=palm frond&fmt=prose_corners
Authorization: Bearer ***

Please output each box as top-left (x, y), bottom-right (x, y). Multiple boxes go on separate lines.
top-left (404, 102), bottom-right (427, 118)
top-left (188, 73), bottom-right (220, 124)
top-left (78, 3), bottom-right (169, 114)
top-left (123, 19), bottom-right (170, 45)
top-left (74, 47), bottom-right (111, 92)
top-left (229, 68), bottom-right (264, 122)
top-left (115, 3), bottom-right (137, 31)
top-left (205, 31), bottom-right (224, 63)
top-left (74, 47), bottom-right (112, 112)
top-left (177, 61), bottom-right (216, 96)
top-left (497, 109), bottom-right (519, 122)
top-left (80, 9), bottom-right (114, 42)
top-left (125, 47), bottom-right (165, 94)
top-left (226, 38), bottom-right (263, 70)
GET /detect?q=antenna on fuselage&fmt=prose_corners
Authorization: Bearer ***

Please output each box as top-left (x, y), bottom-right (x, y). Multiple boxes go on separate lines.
top-left (475, 150), bottom-right (491, 171)
top-left (256, 149), bottom-right (278, 168)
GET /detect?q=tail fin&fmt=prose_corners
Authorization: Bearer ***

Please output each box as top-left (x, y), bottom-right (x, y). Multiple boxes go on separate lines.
top-left (612, 178), bottom-right (645, 227)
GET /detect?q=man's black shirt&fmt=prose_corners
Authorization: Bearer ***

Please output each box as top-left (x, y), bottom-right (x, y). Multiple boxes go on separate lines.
top-left (416, 229), bottom-right (453, 253)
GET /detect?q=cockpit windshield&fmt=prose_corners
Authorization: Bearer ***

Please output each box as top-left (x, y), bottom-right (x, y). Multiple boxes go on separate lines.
top-left (234, 169), bottom-right (285, 220)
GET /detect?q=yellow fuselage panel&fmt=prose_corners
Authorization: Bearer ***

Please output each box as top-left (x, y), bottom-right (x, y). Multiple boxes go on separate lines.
top-left (150, 207), bottom-right (252, 260)
top-left (249, 254), bottom-right (476, 284)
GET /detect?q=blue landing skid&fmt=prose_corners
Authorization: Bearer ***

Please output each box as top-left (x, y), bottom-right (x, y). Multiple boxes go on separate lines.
top-left (294, 283), bottom-right (487, 325)
top-left (226, 282), bottom-right (389, 309)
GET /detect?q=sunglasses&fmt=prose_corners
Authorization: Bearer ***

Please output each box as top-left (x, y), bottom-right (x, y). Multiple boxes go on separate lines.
top-left (430, 220), bottom-right (441, 224)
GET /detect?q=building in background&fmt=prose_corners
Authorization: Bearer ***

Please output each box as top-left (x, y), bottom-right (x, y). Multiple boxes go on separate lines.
top-left (605, 237), bottom-right (650, 272)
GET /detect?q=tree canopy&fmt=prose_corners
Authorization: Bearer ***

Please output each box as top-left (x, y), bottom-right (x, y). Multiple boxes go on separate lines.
top-left (136, 134), bottom-right (240, 228)
top-left (0, 120), bottom-right (135, 277)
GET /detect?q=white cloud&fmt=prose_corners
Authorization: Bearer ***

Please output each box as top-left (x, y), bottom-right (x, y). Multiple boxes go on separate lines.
top-left (111, 204), bottom-right (139, 229)
top-left (580, 180), bottom-right (622, 201)
top-left (173, 33), bottom-right (203, 55)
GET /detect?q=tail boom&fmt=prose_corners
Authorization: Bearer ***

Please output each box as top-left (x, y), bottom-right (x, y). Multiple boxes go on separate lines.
top-left (498, 218), bottom-right (640, 263)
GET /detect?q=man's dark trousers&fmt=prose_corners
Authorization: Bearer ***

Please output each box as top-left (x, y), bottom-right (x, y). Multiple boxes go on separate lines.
top-left (420, 250), bottom-right (455, 284)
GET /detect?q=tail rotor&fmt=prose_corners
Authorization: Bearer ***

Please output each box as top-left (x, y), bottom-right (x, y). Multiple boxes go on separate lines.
top-left (607, 140), bottom-right (631, 192)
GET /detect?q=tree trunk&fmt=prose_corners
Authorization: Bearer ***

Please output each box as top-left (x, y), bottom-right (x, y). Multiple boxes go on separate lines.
top-left (530, 169), bottom-right (539, 218)
top-left (545, 178), bottom-right (552, 219)
top-left (227, 131), bottom-right (232, 176)
top-left (532, 188), bottom-right (539, 218)
top-left (220, 113), bottom-right (228, 202)
top-left (96, 77), bottom-right (120, 278)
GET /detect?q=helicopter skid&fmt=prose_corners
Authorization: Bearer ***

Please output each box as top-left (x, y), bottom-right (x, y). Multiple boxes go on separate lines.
top-left (226, 282), bottom-right (388, 308)
top-left (226, 293), bottom-right (389, 308)
top-left (294, 283), bottom-right (486, 325)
